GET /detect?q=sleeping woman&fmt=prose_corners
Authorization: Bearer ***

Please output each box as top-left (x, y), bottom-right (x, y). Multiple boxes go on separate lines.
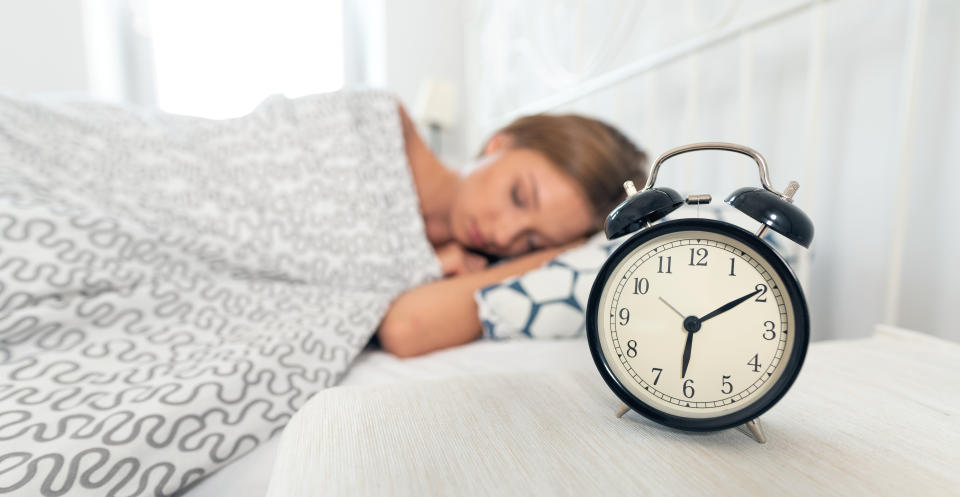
top-left (379, 103), bottom-right (648, 357)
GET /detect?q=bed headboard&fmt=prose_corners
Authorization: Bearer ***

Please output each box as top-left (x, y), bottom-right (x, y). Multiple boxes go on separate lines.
top-left (463, 0), bottom-right (952, 342)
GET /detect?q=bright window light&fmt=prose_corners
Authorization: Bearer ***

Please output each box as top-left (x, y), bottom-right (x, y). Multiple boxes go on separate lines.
top-left (147, 0), bottom-right (343, 119)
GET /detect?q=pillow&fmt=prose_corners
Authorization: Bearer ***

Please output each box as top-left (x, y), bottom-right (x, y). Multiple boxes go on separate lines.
top-left (474, 205), bottom-right (807, 340)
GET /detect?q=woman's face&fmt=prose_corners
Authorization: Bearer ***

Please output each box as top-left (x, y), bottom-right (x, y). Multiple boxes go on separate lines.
top-left (449, 142), bottom-right (595, 257)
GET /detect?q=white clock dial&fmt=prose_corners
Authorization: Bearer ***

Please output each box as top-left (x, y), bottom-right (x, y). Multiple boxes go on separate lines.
top-left (596, 228), bottom-right (797, 419)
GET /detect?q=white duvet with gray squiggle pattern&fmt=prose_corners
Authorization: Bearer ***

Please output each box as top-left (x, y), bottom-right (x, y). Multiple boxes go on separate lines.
top-left (0, 90), bottom-right (441, 496)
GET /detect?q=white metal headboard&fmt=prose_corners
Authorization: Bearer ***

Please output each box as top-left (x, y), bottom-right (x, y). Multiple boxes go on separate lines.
top-left (496, 0), bottom-right (929, 331)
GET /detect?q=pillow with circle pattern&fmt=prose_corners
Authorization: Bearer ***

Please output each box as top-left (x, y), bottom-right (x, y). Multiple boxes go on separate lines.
top-left (473, 204), bottom-right (807, 340)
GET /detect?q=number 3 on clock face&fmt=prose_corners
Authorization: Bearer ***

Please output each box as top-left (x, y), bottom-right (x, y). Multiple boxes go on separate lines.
top-left (586, 219), bottom-right (809, 431)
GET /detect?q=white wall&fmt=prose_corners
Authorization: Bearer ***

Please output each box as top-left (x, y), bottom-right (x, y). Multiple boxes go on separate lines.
top-left (381, 0), bottom-right (468, 163)
top-left (0, 0), bottom-right (89, 95)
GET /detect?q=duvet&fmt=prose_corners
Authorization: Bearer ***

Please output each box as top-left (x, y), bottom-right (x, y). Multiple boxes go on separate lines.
top-left (0, 90), bottom-right (441, 496)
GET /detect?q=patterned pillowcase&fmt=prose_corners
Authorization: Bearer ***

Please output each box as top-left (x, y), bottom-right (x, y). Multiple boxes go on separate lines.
top-left (473, 205), bottom-right (806, 340)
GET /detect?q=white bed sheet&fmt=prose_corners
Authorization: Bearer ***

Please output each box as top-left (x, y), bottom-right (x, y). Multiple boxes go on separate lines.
top-left (187, 338), bottom-right (593, 497)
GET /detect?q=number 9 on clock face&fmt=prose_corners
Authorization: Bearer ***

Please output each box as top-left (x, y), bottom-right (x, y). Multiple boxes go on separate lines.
top-left (586, 219), bottom-right (809, 431)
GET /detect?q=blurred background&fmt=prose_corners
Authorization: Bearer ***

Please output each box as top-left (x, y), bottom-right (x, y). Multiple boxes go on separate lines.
top-left (1, 0), bottom-right (957, 343)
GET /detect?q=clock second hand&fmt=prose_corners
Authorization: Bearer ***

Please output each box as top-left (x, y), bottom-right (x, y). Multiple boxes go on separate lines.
top-left (658, 296), bottom-right (685, 319)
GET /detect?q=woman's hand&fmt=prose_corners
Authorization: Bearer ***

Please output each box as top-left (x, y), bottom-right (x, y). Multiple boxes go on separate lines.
top-left (435, 241), bottom-right (489, 277)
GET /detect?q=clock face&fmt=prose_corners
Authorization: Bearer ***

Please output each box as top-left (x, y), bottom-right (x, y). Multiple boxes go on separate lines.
top-left (587, 219), bottom-right (808, 431)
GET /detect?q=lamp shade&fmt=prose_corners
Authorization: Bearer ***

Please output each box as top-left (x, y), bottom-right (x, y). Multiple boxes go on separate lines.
top-left (413, 78), bottom-right (458, 128)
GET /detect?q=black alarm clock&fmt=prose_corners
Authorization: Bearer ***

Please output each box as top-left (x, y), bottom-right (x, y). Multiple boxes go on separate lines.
top-left (585, 142), bottom-right (813, 443)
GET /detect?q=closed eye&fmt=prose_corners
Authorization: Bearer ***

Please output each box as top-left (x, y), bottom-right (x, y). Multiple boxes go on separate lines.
top-left (511, 183), bottom-right (527, 208)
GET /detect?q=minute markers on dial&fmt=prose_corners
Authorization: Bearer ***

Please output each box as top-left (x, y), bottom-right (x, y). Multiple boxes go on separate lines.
top-left (607, 235), bottom-right (790, 408)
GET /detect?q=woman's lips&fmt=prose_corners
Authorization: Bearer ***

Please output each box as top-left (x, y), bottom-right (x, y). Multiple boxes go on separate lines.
top-left (469, 219), bottom-right (485, 248)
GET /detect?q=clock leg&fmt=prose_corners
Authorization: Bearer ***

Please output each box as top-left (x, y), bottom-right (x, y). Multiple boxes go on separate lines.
top-left (615, 403), bottom-right (631, 418)
top-left (735, 418), bottom-right (767, 444)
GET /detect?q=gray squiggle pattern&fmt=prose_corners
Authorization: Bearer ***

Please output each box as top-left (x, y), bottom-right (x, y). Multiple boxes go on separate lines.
top-left (0, 90), bottom-right (441, 496)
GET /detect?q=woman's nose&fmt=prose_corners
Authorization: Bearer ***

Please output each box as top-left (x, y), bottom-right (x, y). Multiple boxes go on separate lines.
top-left (493, 216), bottom-right (525, 253)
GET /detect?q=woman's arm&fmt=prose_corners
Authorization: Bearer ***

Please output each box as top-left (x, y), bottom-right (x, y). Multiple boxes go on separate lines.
top-left (377, 239), bottom-right (585, 357)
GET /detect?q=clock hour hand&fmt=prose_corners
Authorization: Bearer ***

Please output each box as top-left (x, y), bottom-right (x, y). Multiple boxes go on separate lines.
top-left (680, 329), bottom-right (694, 378)
top-left (699, 287), bottom-right (764, 323)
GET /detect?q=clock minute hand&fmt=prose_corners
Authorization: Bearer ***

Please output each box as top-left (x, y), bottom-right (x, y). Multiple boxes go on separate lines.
top-left (699, 287), bottom-right (763, 323)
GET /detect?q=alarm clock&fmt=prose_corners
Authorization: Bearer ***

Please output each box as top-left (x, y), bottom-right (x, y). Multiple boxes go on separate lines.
top-left (585, 142), bottom-right (813, 444)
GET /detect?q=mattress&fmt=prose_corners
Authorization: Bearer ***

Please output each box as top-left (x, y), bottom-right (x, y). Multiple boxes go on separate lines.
top-left (186, 338), bottom-right (594, 497)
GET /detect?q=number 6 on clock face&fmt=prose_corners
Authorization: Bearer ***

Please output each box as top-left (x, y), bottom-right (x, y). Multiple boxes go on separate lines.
top-left (586, 219), bottom-right (809, 432)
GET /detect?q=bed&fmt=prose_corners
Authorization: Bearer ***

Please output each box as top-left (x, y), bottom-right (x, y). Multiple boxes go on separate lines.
top-left (0, 90), bottom-right (444, 497)
top-left (3, 1), bottom-right (953, 495)
top-left (188, 338), bottom-right (597, 497)
top-left (184, 325), bottom-right (960, 497)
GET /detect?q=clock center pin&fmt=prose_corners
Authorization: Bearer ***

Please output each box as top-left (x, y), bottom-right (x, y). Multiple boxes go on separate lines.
top-left (682, 316), bottom-right (702, 333)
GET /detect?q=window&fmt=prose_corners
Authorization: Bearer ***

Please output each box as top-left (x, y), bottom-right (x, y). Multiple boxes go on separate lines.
top-left (146, 0), bottom-right (343, 118)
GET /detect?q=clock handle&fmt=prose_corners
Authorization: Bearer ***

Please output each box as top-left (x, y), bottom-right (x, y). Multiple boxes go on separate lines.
top-left (643, 142), bottom-right (792, 201)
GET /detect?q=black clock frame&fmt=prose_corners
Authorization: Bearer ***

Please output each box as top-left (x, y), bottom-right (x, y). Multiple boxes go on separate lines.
top-left (586, 218), bottom-right (809, 432)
